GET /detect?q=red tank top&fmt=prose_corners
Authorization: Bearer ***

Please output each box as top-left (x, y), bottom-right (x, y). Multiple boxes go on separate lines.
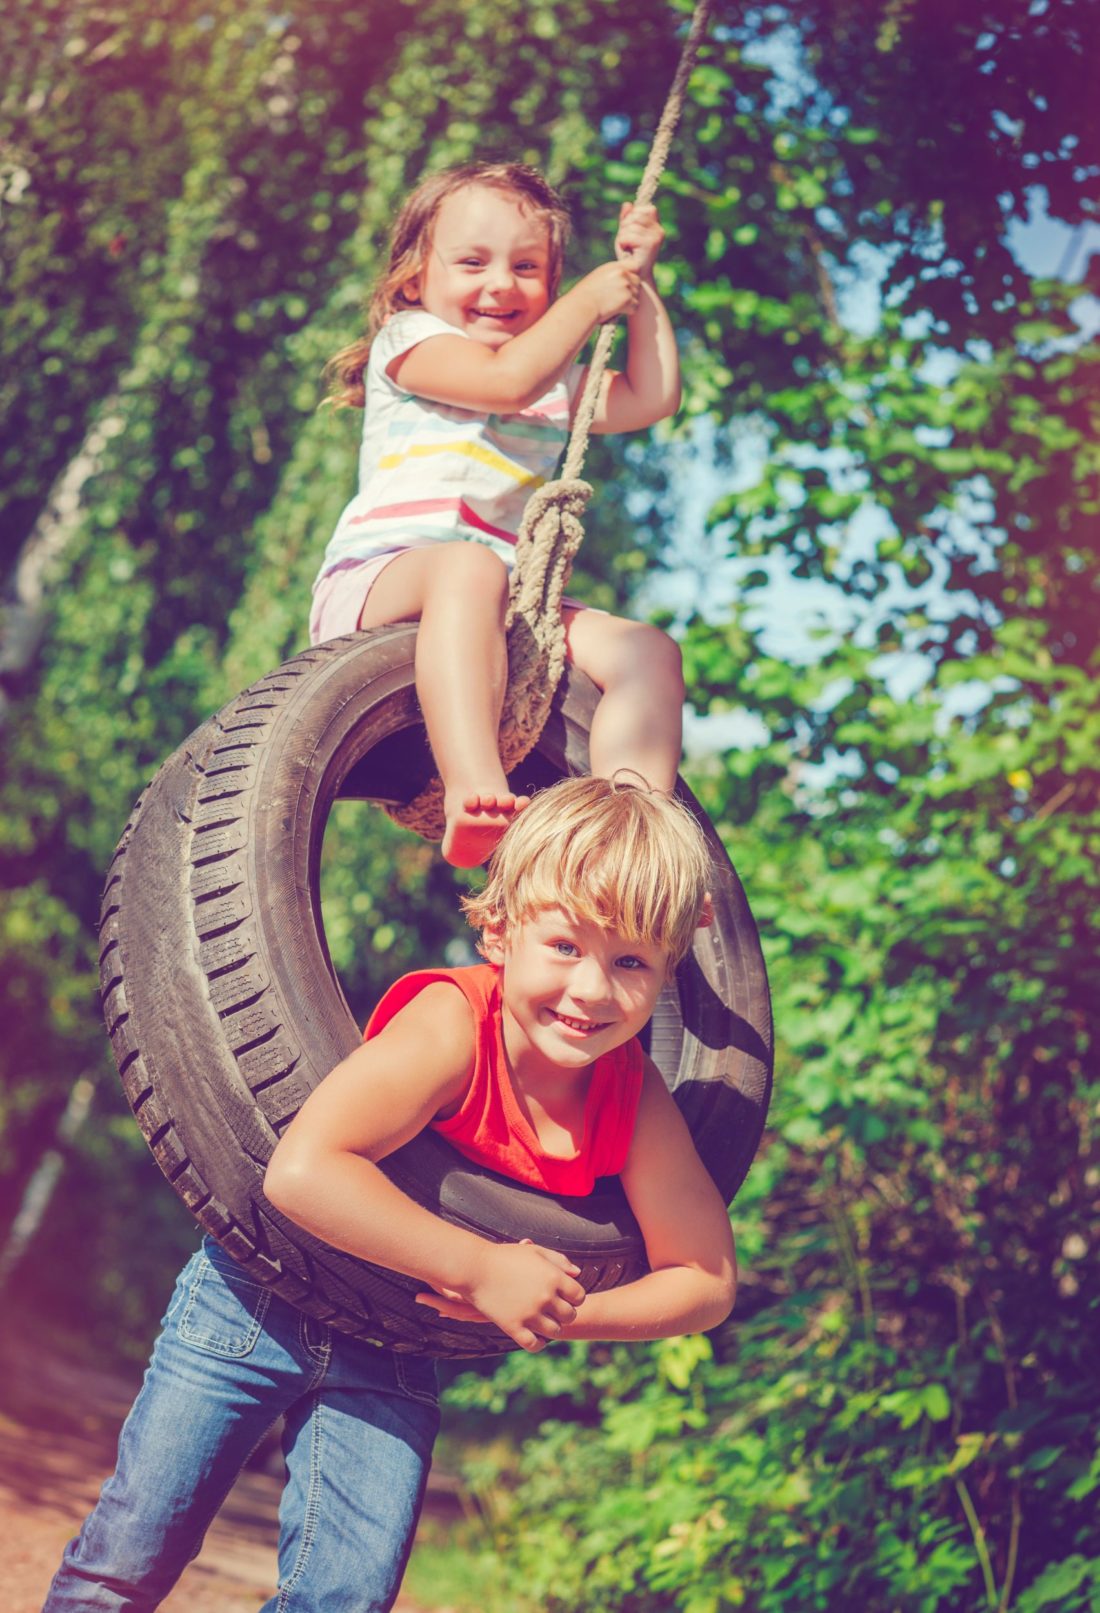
top-left (363, 964), bottom-right (644, 1196)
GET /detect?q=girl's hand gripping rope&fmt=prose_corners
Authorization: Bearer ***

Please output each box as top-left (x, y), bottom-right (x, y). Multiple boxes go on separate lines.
top-left (614, 202), bottom-right (665, 281)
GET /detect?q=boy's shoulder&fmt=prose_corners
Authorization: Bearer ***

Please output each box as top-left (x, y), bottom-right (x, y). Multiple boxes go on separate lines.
top-left (403, 976), bottom-right (479, 1033)
top-left (364, 971), bottom-right (481, 1095)
top-left (366, 964), bottom-right (494, 1044)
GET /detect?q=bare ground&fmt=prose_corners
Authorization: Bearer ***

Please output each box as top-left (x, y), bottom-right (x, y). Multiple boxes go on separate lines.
top-left (0, 1337), bottom-right (454, 1613)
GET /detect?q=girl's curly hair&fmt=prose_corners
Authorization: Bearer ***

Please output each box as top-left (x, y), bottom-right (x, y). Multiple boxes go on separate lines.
top-left (324, 162), bottom-right (571, 410)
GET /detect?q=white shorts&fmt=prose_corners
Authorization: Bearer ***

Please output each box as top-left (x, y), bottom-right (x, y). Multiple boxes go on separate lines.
top-left (309, 551), bottom-right (411, 644)
top-left (308, 545), bottom-right (599, 646)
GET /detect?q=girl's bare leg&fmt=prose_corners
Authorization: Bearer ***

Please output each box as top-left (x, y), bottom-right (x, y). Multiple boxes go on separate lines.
top-left (563, 607), bottom-right (684, 792)
top-left (358, 546), bottom-right (529, 867)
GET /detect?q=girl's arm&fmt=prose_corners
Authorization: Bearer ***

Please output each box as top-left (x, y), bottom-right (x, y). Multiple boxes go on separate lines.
top-left (263, 983), bottom-right (587, 1352)
top-left (390, 263), bottom-right (641, 414)
top-left (588, 202), bottom-right (682, 436)
top-left (418, 1057), bottom-right (737, 1342)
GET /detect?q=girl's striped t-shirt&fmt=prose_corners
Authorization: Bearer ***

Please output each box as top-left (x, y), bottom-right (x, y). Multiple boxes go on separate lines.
top-left (316, 310), bottom-right (585, 583)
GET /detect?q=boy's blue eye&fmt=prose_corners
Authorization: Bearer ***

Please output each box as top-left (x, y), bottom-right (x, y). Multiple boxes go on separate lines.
top-left (552, 940), bottom-right (579, 957)
top-left (618, 955), bottom-right (646, 971)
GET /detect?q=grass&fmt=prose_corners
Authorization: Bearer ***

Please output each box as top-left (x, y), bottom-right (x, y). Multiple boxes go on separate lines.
top-left (405, 1514), bottom-right (535, 1613)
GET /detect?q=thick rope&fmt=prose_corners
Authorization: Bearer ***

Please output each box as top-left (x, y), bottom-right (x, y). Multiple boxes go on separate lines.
top-left (392, 0), bottom-right (714, 838)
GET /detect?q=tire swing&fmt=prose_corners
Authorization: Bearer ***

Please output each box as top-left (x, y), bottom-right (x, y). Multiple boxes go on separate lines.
top-left (99, 0), bottom-right (772, 1359)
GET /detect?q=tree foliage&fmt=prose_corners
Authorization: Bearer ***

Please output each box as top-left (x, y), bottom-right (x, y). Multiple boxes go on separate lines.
top-left (2, 0), bottom-right (1098, 1606)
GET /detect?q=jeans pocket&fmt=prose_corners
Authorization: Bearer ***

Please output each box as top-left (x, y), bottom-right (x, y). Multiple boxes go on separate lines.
top-left (177, 1251), bottom-right (272, 1358)
top-left (394, 1353), bottom-right (440, 1407)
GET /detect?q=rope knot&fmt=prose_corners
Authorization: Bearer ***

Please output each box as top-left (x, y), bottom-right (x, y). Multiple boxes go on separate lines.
top-left (506, 476), bottom-right (592, 628)
top-left (528, 476), bottom-right (593, 521)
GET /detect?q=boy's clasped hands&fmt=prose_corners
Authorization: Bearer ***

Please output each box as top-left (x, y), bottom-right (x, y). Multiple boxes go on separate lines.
top-left (415, 1237), bottom-right (585, 1353)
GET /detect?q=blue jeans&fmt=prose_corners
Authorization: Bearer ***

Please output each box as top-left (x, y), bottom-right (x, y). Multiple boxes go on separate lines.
top-left (43, 1238), bottom-right (440, 1612)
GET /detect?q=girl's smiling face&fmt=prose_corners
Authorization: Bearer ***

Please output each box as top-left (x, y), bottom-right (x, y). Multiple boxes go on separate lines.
top-left (483, 907), bottom-right (670, 1080)
top-left (404, 184), bottom-right (553, 348)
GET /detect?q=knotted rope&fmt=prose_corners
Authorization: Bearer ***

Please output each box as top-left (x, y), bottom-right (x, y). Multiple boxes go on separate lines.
top-left (391, 0), bottom-right (714, 838)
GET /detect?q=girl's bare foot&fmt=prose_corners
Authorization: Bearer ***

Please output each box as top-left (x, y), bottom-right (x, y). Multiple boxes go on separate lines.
top-left (442, 790), bottom-right (531, 868)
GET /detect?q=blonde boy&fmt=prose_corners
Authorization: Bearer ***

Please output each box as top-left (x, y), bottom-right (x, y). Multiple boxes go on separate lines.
top-left (267, 776), bottom-right (736, 1350)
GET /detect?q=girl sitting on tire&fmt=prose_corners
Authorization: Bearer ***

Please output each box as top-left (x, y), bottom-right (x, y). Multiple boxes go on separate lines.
top-left (312, 162), bottom-right (684, 868)
top-left (44, 778), bottom-right (735, 1613)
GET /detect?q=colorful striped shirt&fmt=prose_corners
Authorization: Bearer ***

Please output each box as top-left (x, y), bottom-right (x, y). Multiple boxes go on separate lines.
top-left (315, 310), bottom-right (585, 583)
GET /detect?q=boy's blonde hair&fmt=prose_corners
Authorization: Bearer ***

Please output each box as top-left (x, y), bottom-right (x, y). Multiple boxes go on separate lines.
top-left (463, 777), bottom-right (713, 969)
top-left (326, 162), bottom-right (571, 410)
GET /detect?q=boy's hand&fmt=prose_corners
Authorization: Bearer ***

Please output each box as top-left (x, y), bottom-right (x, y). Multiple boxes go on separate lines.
top-left (577, 261), bottom-right (642, 324)
top-left (615, 202), bottom-right (665, 280)
top-left (416, 1240), bottom-right (585, 1352)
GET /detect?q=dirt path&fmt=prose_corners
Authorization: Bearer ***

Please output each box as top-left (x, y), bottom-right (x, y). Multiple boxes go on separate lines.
top-left (0, 1340), bottom-right (442, 1612)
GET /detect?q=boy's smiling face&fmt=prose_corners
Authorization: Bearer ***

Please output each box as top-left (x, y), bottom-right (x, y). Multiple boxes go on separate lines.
top-left (405, 184), bottom-right (553, 349)
top-left (482, 907), bottom-right (670, 1079)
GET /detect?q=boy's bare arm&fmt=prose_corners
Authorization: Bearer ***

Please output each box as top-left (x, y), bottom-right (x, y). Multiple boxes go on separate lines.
top-left (263, 985), bottom-right (585, 1352)
top-left (389, 264), bottom-right (641, 414)
top-left (558, 1059), bottom-right (736, 1340)
top-left (418, 1059), bottom-right (736, 1342)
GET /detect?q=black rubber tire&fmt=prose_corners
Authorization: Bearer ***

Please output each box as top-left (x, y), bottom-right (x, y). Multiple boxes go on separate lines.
top-left (99, 628), bottom-right (772, 1358)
